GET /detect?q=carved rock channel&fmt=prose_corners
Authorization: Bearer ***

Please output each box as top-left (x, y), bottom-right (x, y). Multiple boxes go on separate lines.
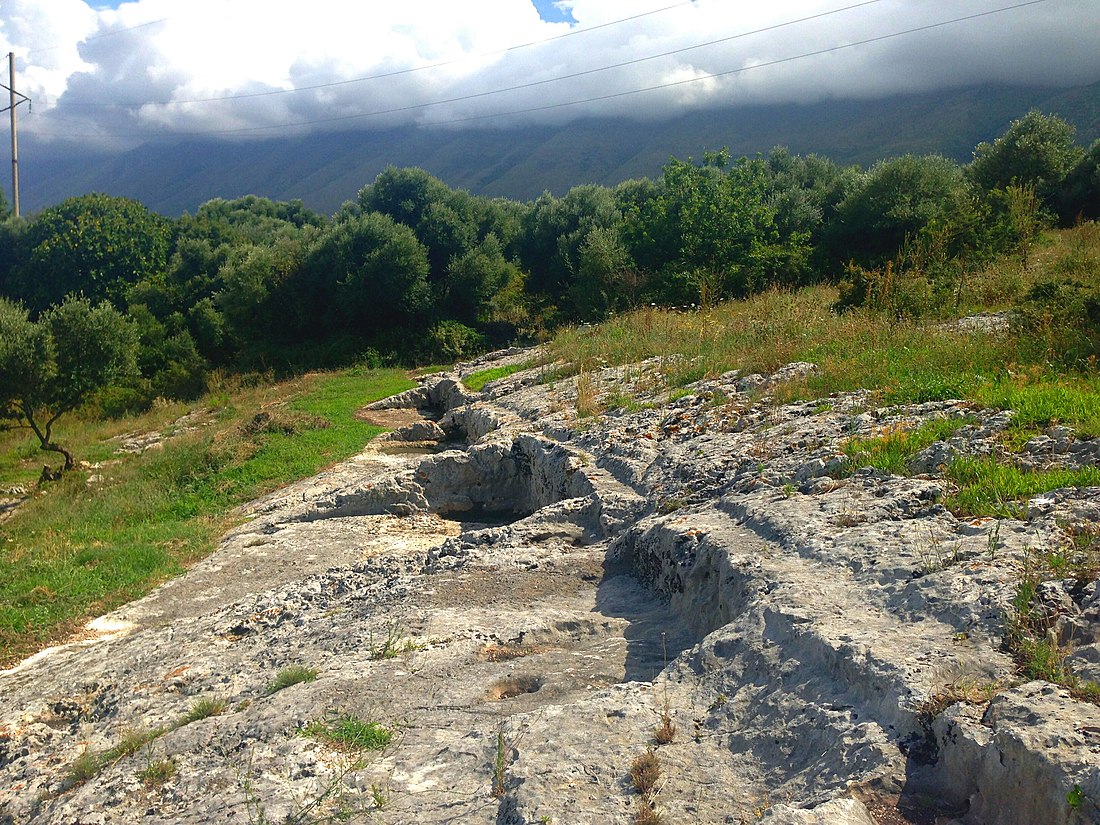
top-left (1, 346), bottom-right (1099, 824)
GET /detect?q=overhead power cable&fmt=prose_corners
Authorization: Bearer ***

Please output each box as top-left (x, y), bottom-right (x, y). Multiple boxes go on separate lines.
top-left (26, 17), bottom-right (172, 57)
top-left (28, 0), bottom-right (1053, 140)
top-left (60, 1), bottom-right (700, 107)
top-left (66, 0), bottom-right (885, 112)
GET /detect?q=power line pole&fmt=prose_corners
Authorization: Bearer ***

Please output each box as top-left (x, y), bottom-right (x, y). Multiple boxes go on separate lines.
top-left (3, 52), bottom-right (31, 218)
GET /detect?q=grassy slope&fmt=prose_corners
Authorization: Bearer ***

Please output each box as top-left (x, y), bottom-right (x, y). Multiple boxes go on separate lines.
top-left (547, 224), bottom-right (1100, 513)
top-left (0, 368), bottom-right (414, 666)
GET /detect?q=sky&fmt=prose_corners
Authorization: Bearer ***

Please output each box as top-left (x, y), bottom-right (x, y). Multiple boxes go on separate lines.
top-left (1, 0), bottom-right (1098, 149)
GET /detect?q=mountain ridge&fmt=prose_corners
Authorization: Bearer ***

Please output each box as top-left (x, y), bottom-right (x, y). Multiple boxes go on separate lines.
top-left (21, 81), bottom-right (1100, 216)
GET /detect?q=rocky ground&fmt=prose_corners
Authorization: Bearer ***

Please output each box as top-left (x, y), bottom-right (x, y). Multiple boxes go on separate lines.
top-left (1, 347), bottom-right (1099, 824)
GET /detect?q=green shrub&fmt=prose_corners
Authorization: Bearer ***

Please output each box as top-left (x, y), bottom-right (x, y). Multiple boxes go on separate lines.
top-left (422, 320), bottom-right (486, 364)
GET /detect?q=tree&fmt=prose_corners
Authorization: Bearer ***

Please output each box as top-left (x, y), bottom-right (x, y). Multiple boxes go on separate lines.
top-left (442, 234), bottom-right (525, 326)
top-left (0, 296), bottom-right (138, 474)
top-left (968, 111), bottom-right (1084, 209)
top-left (570, 225), bottom-right (640, 321)
top-left (825, 154), bottom-right (978, 269)
top-left (358, 166), bottom-right (451, 229)
top-left (1057, 139), bottom-right (1100, 223)
top-left (298, 212), bottom-right (432, 338)
top-left (8, 194), bottom-right (171, 311)
top-left (627, 151), bottom-right (787, 303)
top-left (0, 215), bottom-right (28, 298)
top-left (517, 184), bottom-right (622, 302)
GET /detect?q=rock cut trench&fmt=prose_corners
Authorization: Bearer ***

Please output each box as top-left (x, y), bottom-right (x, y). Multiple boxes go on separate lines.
top-left (2, 352), bottom-right (1100, 824)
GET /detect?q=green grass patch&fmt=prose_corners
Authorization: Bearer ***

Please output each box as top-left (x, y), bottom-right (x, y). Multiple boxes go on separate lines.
top-left (0, 368), bottom-right (414, 666)
top-left (843, 417), bottom-right (970, 476)
top-left (184, 696), bottom-right (228, 723)
top-left (137, 758), bottom-right (177, 787)
top-left (463, 362), bottom-right (530, 392)
top-left (266, 664), bottom-right (318, 694)
top-left (302, 714), bottom-right (393, 752)
top-left (974, 374), bottom-right (1100, 446)
top-left (944, 458), bottom-right (1100, 518)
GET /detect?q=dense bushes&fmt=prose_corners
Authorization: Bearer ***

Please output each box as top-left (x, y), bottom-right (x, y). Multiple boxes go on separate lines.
top-left (0, 110), bottom-right (1095, 417)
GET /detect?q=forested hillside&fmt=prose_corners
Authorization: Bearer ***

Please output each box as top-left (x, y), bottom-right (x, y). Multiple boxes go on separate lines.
top-left (1, 109), bottom-right (1098, 471)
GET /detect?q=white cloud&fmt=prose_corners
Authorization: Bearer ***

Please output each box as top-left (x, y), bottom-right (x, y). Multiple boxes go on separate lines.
top-left (2, 0), bottom-right (1098, 147)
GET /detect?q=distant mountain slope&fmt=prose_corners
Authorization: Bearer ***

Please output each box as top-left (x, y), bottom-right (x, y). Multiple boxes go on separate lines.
top-left (21, 81), bottom-right (1100, 216)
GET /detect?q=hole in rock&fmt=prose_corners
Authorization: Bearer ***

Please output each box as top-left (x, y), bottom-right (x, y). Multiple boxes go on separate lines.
top-left (416, 439), bottom-right (585, 525)
top-left (486, 674), bottom-right (543, 701)
top-left (440, 505), bottom-right (529, 528)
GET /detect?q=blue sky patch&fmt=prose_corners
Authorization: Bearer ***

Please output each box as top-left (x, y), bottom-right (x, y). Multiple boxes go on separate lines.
top-left (532, 0), bottom-right (575, 24)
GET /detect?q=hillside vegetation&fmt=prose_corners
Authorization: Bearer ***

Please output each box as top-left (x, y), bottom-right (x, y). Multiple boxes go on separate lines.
top-left (1, 108), bottom-right (1099, 665)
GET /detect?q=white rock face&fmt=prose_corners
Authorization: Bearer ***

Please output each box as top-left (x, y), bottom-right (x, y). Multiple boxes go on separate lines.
top-left (2, 356), bottom-right (1099, 824)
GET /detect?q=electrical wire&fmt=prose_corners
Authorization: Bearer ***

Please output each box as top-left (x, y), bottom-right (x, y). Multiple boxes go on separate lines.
top-left (27, 0), bottom-right (1055, 140)
top-left (25, 17), bottom-right (171, 57)
top-left (64, 0), bottom-right (884, 111)
top-left (56, 1), bottom-right (700, 107)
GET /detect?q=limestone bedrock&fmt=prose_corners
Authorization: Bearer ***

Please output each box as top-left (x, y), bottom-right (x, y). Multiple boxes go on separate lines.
top-left (2, 346), bottom-right (1099, 824)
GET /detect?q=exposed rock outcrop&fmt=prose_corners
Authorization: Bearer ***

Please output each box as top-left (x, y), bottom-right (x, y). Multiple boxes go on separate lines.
top-left (2, 353), bottom-right (1098, 824)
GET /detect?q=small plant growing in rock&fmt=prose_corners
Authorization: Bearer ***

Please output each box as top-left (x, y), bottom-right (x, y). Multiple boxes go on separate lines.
top-left (113, 726), bottom-right (166, 758)
top-left (631, 750), bottom-right (663, 824)
top-left (654, 706), bottom-right (676, 746)
top-left (66, 749), bottom-right (108, 787)
top-left (987, 521), bottom-right (1001, 562)
top-left (1068, 784), bottom-right (1085, 809)
top-left (371, 783), bottom-right (389, 810)
top-left (369, 621), bottom-right (422, 660)
top-left (302, 714), bottom-right (393, 752)
top-left (635, 802), bottom-right (664, 825)
top-left (492, 726), bottom-right (509, 798)
top-left (184, 696), bottom-right (228, 723)
top-left (138, 757), bottom-right (177, 787)
top-left (630, 750), bottom-right (661, 797)
top-left (61, 726), bottom-right (168, 790)
top-left (916, 677), bottom-right (1003, 723)
top-left (265, 665), bottom-right (318, 694)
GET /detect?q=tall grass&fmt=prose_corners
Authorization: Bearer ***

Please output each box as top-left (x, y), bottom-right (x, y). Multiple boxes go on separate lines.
top-left (547, 225), bottom-right (1100, 434)
top-left (0, 368), bottom-right (413, 666)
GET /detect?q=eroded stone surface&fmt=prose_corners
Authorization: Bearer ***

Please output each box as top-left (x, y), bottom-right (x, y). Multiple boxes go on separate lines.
top-left (2, 353), bottom-right (1099, 824)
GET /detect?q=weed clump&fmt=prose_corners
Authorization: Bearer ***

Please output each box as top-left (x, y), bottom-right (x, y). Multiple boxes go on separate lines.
top-left (630, 750), bottom-right (661, 797)
top-left (368, 621), bottom-right (423, 660)
top-left (137, 757), bottom-right (177, 787)
top-left (302, 714), bottom-right (393, 752)
top-left (653, 708), bottom-right (676, 746)
top-left (265, 664), bottom-right (318, 694)
top-left (184, 696), bottom-right (228, 723)
top-left (1004, 526), bottom-right (1100, 702)
top-left (631, 750), bottom-right (664, 824)
top-left (492, 728), bottom-right (509, 798)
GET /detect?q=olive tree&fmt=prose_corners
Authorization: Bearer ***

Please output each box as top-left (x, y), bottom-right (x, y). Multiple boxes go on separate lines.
top-left (0, 296), bottom-right (138, 475)
top-left (968, 111), bottom-right (1084, 209)
top-left (7, 193), bottom-right (170, 311)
